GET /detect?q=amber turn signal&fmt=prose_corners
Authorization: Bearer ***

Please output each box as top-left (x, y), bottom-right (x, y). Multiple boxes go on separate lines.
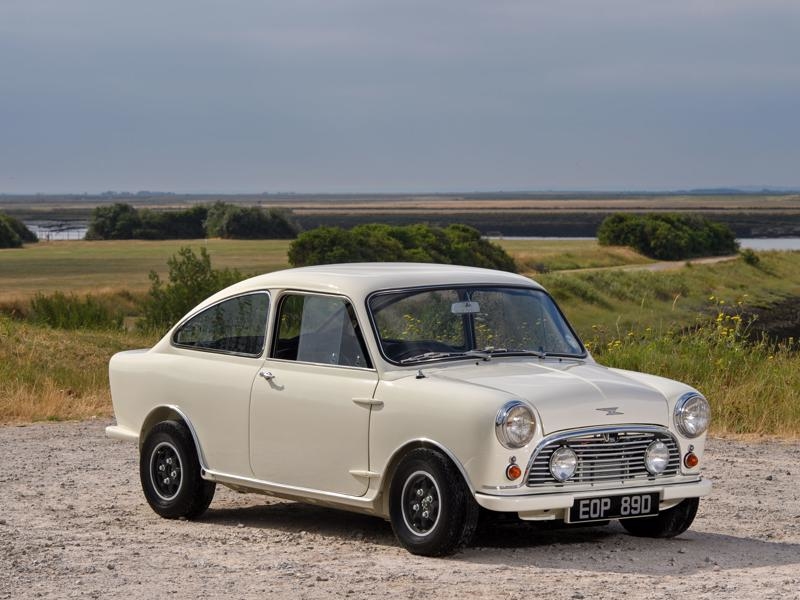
top-left (506, 463), bottom-right (523, 480)
top-left (684, 452), bottom-right (699, 468)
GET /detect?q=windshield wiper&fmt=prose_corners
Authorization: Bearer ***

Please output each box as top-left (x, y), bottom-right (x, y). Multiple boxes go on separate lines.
top-left (488, 348), bottom-right (547, 359)
top-left (399, 349), bottom-right (492, 364)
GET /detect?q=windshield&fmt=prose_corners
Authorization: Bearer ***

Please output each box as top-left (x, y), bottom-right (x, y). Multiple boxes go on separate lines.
top-left (369, 286), bottom-right (585, 365)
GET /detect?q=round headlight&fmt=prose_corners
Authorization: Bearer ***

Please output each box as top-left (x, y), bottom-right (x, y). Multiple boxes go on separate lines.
top-left (674, 393), bottom-right (711, 438)
top-left (495, 401), bottom-right (536, 449)
top-left (644, 440), bottom-right (670, 475)
top-left (549, 446), bottom-right (578, 482)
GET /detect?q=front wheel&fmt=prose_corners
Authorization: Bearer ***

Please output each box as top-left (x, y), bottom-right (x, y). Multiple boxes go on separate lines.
top-left (389, 448), bottom-right (479, 556)
top-left (140, 421), bottom-right (216, 519)
top-left (620, 497), bottom-right (699, 538)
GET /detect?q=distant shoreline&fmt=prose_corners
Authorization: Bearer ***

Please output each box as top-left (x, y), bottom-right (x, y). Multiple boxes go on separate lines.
top-left (5, 191), bottom-right (800, 238)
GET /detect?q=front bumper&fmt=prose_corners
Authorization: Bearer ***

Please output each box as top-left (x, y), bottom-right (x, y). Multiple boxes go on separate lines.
top-left (474, 478), bottom-right (712, 520)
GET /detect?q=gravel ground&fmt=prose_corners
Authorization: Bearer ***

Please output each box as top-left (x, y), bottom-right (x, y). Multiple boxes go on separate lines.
top-left (1, 420), bottom-right (799, 600)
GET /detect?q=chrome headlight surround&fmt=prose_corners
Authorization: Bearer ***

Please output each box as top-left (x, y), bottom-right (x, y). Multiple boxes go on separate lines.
top-left (674, 392), bottom-right (711, 438)
top-left (495, 401), bottom-right (536, 449)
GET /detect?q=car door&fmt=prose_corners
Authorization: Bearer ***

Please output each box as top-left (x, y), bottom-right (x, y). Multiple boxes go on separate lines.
top-left (168, 291), bottom-right (270, 475)
top-left (249, 292), bottom-right (378, 497)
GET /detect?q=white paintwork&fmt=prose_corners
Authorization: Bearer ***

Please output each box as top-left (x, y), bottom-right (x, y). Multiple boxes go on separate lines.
top-left (249, 359), bottom-right (378, 496)
top-left (107, 262), bottom-right (711, 520)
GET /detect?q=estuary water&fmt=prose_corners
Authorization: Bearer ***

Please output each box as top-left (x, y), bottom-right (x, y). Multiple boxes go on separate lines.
top-left (491, 236), bottom-right (800, 251)
top-left (21, 223), bottom-right (800, 251)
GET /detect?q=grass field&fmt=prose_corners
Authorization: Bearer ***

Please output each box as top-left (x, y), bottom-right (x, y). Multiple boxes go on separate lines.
top-left (1, 238), bottom-right (799, 435)
top-left (0, 239), bottom-right (291, 301)
top-left (0, 238), bottom-right (650, 302)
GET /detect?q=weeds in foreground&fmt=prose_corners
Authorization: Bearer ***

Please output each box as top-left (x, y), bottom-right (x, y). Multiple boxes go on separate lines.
top-left (587, 297), bottom-right (800, 436)
top-left (0, 316), bottom-right (156, 423)
top-left (29, 291), bottom-right (124, 330)
top-left (1, 292), bottom-right (798, 435)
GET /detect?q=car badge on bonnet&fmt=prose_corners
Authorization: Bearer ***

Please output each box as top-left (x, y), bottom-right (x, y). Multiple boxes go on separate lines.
top-left (596, 407), bottom-right (624, 416)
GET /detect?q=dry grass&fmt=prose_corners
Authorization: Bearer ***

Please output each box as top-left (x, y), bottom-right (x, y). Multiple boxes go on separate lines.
top-left (0, 238), bottom-right (652, 302)
top-left (2, 240), bottom-right (800, 433)
top-left (0, 317), bottom-right (156, 423)
top-left (0, 239), bottom-right (291, 302)
top-left (588, 304), bottom-right (800, 437)
top-left (498, 239), bottom-right (653, 272)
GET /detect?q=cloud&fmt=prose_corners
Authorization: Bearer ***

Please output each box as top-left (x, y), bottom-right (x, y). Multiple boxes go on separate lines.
top-left (1, 0), bottom-right (798, 192)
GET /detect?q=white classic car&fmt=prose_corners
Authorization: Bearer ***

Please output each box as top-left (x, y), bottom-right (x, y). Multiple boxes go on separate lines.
top-left (107, 263), bottom-right (711, 556)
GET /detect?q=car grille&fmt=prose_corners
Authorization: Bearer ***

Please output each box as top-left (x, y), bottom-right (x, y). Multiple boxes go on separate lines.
top-left (526, 429), bottom-right (680, 487)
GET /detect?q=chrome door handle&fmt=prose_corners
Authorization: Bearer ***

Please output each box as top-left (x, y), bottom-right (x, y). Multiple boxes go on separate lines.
top-left (259, 370), bottom-right (275, 381)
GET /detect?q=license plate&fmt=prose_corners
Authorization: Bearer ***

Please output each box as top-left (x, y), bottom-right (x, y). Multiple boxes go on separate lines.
top-left (568, 492), bottom-right (660, 523)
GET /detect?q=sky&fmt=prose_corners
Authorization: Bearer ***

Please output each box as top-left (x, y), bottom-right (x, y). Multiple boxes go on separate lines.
top-left (1, 0), bottom-right (798, 194)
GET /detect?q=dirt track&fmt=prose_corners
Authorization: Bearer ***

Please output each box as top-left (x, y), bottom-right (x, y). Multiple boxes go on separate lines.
top-left (1, 420), bottom-right (799, 599)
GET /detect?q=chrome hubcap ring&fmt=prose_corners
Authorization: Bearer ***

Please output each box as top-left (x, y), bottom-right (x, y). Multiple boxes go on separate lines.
top-left (149, 441), bottom-right (183, 501)
top-left (400, 470), bottom-right (441, 537)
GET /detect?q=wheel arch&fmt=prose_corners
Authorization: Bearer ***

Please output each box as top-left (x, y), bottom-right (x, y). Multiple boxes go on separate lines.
top-left (376, 439), bottom-right (474, 517)
top-left (139, 405), bottom-right (209, 474)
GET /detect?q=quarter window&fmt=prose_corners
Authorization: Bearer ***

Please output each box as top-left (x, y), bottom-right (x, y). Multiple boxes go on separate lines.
top-left (173, 293), bottom-right (269, 356)
top-left (273, 294), bottom-right (372, 368)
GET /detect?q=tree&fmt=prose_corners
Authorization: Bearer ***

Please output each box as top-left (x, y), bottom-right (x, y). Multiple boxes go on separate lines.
top-left (140, 247), bottom-right (244, 332)
top-left (86, 202), bottom-right (297, 240)
top-left (205, 203), bottom-right (298, 239)
top-left (0, 212), bottom-right (38, 248)
top-left (597, 213), bottom-right (738, 260)
top-left (288, 223), bottom-right (517, 272)
top-left (137, 205), bottom-right (207, 239)
top-left (85, 203), bottom-right (141, 240)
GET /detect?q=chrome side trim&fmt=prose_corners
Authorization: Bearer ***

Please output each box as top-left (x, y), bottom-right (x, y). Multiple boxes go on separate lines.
top-left (203, 469), bottom-right (379, 512)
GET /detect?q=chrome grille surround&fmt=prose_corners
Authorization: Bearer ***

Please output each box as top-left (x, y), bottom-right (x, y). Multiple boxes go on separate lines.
top-left (526, 426), bottom-right (681, 488)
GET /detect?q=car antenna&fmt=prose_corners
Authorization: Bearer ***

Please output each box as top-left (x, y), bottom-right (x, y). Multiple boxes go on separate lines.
top-left (416, 369), bottom-right (426, 379)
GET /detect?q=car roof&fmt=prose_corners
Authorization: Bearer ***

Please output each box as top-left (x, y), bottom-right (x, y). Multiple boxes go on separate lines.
top-left (216, 262), bottom-right (543, 300)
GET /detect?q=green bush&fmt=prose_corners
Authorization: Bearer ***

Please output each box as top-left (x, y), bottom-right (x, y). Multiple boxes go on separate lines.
top-left (0, 212), bottom-right (38, 248)
top-left (28, 292), bottom-right (123, 330)
top-left (741, 248), bottom-right (761, 266)
top-left (597, 213), bottom-right (739, 260)
top-left (85, 203), bottom-right (142, 240)
top-left (86, 202), bottom-right (298, 240)
top-left (205, 202), bottom-right (298, 239)
top-left (140, 247), bottom-right (244, 332)
top-left (288, 223), bottom-right (517, 272)
top-left (136, 205), bottom-right (208, 239)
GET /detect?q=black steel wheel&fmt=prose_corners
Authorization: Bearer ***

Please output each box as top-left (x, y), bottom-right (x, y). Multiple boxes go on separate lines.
top-left (620, 497), bottom-right (699, 538)
top-left (389, 448), bottom-right (478, 556)
top-left (139, 421), bottom-right (216, 519)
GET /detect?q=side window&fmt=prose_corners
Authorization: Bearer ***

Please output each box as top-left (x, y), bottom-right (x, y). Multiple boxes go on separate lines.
top-left (273, 294), bottom-right (372, 368)
top-left (173, 293), bottom-right (269, 357)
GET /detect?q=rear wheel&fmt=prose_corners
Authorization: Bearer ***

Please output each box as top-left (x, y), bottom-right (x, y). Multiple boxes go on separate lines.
top-left (620, 497), bottom-right (699, 538)
top-left (140, 421), bottom-right (216, 519)
top-left (389, 448), bottom-right (479, 556)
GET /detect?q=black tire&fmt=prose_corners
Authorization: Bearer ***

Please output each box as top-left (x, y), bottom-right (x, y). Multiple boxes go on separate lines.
top-left (389, 448), bottom-right (479, 557)
top-left (139, 421), bottom-right (216, 520)
top-left (619, 497), bottom-right (699, 538)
